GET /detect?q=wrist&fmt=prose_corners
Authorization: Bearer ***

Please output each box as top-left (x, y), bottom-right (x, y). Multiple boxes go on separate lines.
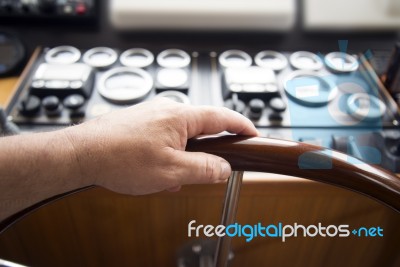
top-left (60, 126), bottom-right (96, 188)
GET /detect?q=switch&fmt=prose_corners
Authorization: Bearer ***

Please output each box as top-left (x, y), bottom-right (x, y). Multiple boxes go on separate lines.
top-left (19, 95), bottom-right (41, 116)
top-left (269, 97), bottom-right (287, 113)
top-left (42, 95), bottom-right (62, 116)
top-left (64, 94), bottom-right (85, 110)
top-left (248, 98), bottom-right (265, 119)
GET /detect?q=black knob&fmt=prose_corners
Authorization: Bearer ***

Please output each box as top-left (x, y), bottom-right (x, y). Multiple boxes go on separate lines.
top-left (1, 1), bottom-right (13, 12)
top-left (269, 97), bottom-right (287, 113)
top-left (248, 98), bottom-right (265, 119)
top-left (38, 0), bottom-right (56, 13)
top-left (390, 143), bottom-right (400, 157)
top-left (19, 95), bottom-right (41, 116)
top-left (224, 98), bottom-right (246, 114)
top-left (42, 96), bottom-right (60, 111)
top-left (64, 94), bottom-right (85, 110)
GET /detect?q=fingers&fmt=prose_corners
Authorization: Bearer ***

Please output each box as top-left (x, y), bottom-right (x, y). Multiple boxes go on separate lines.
top-left (171, 150), bottom-right (231, 185)
top-left (185, 106), bottom-right (259, 138)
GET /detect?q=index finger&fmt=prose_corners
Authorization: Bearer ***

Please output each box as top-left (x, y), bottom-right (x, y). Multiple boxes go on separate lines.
top-left (185, 106), bottom-right (259, 138)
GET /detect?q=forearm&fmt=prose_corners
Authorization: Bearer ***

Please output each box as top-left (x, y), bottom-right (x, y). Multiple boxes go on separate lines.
top-left (0, 130), bottom-right (90, 221)
top-left (0, 99), bottom-right (258, 223)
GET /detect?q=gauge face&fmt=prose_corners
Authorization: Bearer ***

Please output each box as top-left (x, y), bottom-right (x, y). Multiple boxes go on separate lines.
top-left (284, 70), bottom-right (337, 106)
top-left (254, 50), bottom-right (288, 71)
top-left (83, 47), bottom-right (118, 68)
top-left (157, 68), bottom-right (188, 88)
top-left (347, 93), bottom-right (386, 121)
top-left (156, 90), bottom-right (190, 104)
top-left (157, 49), bottom-right (191, 68)
top-left (219, 50), bottom-right (252, 68)
top-left (325, 52), bottom-right (359, 73)
top-left (120, 48), bottom-right (154, 68)
top-left (98, 67), bottom-right (153, 104)
top-left (289, 51), bottom-right (323, 71)
top-left (0, 32), bottom-right (25, 76)
top-left (45, 46), bottom-right (81, 64)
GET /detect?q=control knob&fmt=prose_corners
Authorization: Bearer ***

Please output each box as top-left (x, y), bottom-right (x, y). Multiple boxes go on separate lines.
top-left (19, 95), bottom-right (41, 116)
top-left (248, 98), bottom-right (265, 119)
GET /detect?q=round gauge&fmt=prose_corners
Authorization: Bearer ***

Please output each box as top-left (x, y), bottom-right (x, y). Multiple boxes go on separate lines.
top-left (218, 50), bottom-right (252, 68)
top-left (120, 48), bottom-right (154, 68)
top-left (289, 51), bottom-right (323, 71)
top-left (254, 50), bottom-right (288, 71)
top-left (157, 49), bottom-right (191, 68)
top-left (83, 47), bottom-right (118, 68)
top-left (0, 32), bottom-right (25, 76)
top-left (157, 68), bottom-right (188, 88)
top-left (156, 90), bottom-right (190, 104)
top-left (98, 67), bottom-right (153, 104)
top-left (325, 52), bottom-right (359, 73)
top-left (347, 93), bottom-right (386, 121)
top-left (45, 46), bottom-right (81, 64)
top-left (283, 70), bottom-right (337, 106)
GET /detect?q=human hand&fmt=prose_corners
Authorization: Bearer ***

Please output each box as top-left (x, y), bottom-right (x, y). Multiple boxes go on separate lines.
top-left (64, 98), bottom-right (258, 195)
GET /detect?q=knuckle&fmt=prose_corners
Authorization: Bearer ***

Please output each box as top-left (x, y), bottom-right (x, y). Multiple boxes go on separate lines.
top-left (204, 157), bottom-right (217, 182)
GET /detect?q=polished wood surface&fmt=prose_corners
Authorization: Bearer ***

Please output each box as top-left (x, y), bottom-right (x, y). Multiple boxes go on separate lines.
top-left (0, 183), bottom-right (399, 267)
top-left (188, 135), bottom-right (400, 212)
top-left (0, 135), bottom-right (399, 266)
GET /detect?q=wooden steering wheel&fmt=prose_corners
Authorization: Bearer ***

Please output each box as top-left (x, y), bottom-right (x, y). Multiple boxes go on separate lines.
top-left (1, 135), bottom-right (400, 267)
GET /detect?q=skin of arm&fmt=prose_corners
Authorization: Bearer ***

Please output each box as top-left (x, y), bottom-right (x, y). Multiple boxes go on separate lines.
top-left (0, 98), bottom-right (258, 221)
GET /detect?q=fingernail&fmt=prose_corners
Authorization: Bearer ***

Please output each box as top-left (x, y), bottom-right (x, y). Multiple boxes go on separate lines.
top-left (220, 161), bottom-right (231, 180)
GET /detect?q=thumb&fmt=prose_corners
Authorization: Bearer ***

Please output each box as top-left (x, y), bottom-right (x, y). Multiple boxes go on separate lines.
top-left (172, 150), bottom-right (232, 185)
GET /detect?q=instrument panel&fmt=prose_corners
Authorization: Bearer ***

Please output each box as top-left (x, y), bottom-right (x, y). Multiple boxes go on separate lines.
top-left (6, 45), bottom-right (400, 172)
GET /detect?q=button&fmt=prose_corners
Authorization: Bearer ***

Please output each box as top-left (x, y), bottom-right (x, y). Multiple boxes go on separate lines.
top-left (76, 3), bottom-right (86, 15)
top-left (45, 80), bottom-right (69, 89)
top-left (32, 80), bottom-right (45, 89)
top-left (224, 98), bottom-right (246, 114)
top-left (389, 143), bottom-right (400, 157)
top-left (64, 5), bottom-right (73, 14)
top-left (268, 112), bottom-right (283, 121)
top-left (269, 97), bottom-right (287, 112)
top-left (64, 94), bottom-right (85, 110)
top-left (42, 96), bottom-right (60, 111)
top-left (242, 84), bottom-right (265, 93)
top-left (265, 84), bottom-right (278, 93)
top-left (229, 84), bottom-right (242, 92)
top-left (248, 98), bottom-right (265, 119)
top-left (70, 81), bottom-right (83, 89)
top-left (19, 95), bottom-right (41, 116)
top-left (157, 68), bottom-right (188, 88)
